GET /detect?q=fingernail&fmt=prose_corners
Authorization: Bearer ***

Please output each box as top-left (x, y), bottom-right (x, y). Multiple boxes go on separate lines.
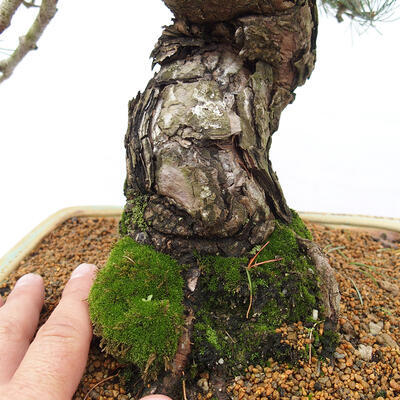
top-left (15, 273), bottom-right (42, 288)
top-left (70, 263), bottom-right (97, 280)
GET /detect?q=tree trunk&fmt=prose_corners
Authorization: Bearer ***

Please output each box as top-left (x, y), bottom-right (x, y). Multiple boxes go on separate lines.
top-left (123, 0), bottom-right (317, 263)
top-left (119, 0), bottom-right (340, 397)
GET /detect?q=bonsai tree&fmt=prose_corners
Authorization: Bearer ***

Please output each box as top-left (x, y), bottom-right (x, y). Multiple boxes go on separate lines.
top-left (87, 0), bottom-right (398, 398)
top-left (2, 0), bottom-right (395, 398)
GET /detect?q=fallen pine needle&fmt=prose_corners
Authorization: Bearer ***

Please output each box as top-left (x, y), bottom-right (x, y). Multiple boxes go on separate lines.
top-left (225, 330), bottom-right (237, 343)
top-left (350, 262), bottom-right (380, 286)
top-left (83, 373), bottom-right (119, 400)
top-left (351, 262), bottom-right (377, 271)
top-left (377, 248), bottom-right (395, 252)
top-left (347, 276), bottom-right (363, 306)
top-left (248, 241), bottom-right (270, 268)
top-left (337, 249), bottom-right (349, 260)
top-left (123, 255), bottom-right (136, 265)
top-left (246, 268), bottom-right (253, 320)
top-left (326, 245), bottom-right (346, 254)
top-left (251, 258), bottom-right (283, 268)
top-left (246, 241), bottom-right (282, 319)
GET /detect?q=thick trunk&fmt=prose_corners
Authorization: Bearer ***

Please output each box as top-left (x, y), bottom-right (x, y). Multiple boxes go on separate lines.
top-left (115, 1), bottom-right (340, 397)
top-left (123, 0), bottom-right (317, 263)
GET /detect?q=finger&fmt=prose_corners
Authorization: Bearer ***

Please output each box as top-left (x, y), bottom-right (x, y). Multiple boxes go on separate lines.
top-left (11, 263), bottom-right (97, 400)
top-left (0, 295), bottom-right (4, 307)
top-left (0, 273), bottom-right (44, 384)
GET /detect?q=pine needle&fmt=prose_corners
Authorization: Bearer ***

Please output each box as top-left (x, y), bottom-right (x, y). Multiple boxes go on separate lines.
top-left (326, 246), bottom-right (346, 254)
top-left (245, 241), bottom-right (282, 319)
top-left (246, 268), bottom-right (253, 320)
top-left (123, 255), bottom-right (136, 265)
top-left (347, 276), bottom-right (364, 306)
top-left (337, 249), bottom-right (350, 260)
top-left (83, 374), bottom-right (119, 400)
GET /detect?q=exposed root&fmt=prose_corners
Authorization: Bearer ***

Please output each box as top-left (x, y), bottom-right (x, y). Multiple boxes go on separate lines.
top-left (151, 310), bottom-right (195, 396)
top-left (297, 237), bottom-right (341, 329)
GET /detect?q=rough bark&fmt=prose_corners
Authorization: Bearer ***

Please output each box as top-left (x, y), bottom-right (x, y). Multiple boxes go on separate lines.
top-left (124, 0), bottom-right (317, 263)
top-left (162, 0), bottom-right (301, 23)
top-left (297, 237), bottom-right (341, 329)
top-left (121, 1), bottom-right (340, 397)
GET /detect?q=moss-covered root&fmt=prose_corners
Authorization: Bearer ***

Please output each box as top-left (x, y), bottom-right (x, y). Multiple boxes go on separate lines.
top-left (191, 218), bottom-right (322, 375)
top-left (90, 210), bottom-right (339, 397)
top-left (290, 209), bottom-right (313, 240)
top-left (297, 237), bottom-right (341, 330)
top-left (88, 236), bottom-right (184, 381)
top-left (290, 209), bottom-right (340, 329)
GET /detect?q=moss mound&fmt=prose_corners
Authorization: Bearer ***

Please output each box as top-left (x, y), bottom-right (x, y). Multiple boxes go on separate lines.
top-left (88, 236), bottom-right (184, 380)
top-left (192, 216), bottom-right (320, 373)
top-left (289, 209), bottom-right (313, 241)
top-left (90, 211), bottom-right (323, 380)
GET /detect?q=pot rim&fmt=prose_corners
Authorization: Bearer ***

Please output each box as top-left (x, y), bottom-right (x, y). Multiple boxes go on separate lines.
top-left (1, 206), bottom-right (399, 282)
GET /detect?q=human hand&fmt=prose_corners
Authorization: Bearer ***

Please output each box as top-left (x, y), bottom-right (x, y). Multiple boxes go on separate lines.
top-left (0, 264), bottom-right (172, 400)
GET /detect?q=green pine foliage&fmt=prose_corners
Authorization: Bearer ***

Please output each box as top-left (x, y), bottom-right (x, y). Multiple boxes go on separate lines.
top-left (320, 0), bottom-right (398, 25)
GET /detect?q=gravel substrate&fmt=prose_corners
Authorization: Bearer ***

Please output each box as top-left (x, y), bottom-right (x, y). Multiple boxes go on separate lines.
top-left (1, 217), bottom-right (399, 400)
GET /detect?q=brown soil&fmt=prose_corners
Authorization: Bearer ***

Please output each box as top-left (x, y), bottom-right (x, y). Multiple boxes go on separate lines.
top-left (1, 217), bottom-right (399, 400)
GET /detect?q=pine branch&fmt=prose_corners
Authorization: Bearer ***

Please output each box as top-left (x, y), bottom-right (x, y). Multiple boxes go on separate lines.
top-left (320, 0), bottom-right (399, 24)
top-left (0, 0), bottom-right (23, 34)
top-left (0, 0), bottom-right (57, 83)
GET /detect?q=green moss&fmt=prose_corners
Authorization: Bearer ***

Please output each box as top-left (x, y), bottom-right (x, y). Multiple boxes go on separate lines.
top-left (88, 236), bottom-right (184, 380)
top-left (206, 327), bottom-right (221, 351)
top-left (96, 207), bottom-right (325, 380)
top-left (201, 255), bottom-right (246, 294)
top-left (119, 195), bottom-right (148, 235)
top-left (289, 209), bottom-right (313, 240)
top-left (192, 219), bottom-right (320, 372)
